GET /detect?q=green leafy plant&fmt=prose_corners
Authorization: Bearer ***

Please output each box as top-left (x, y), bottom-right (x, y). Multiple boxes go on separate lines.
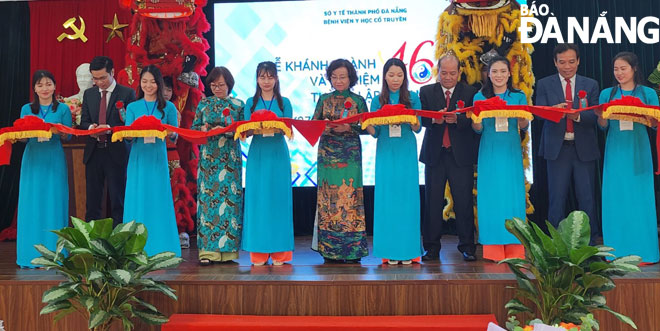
top-left (31, 217), bottom-right (183, 331)
top-left (501, 211), bottom-right (640, 330)
top-left (648, 60), bottom-right (660, 99)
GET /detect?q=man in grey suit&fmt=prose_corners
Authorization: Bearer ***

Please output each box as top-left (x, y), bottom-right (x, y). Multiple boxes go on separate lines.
top-left (535, 44), bottom-right (600, 240)
top-left (80, 56), bottom-right (136, 225)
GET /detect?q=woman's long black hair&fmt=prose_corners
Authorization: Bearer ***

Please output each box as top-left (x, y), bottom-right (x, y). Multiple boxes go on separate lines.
top-left (607, 52), bottom-right (647, 103)
top-left (250, 61), bottom-right (284, 112)
top-left (137, 64), bottom-right (167, 118)
top-left (379, 58), bottom-right (411, 109)
top-left (480, 56), bottom-right (521, 99)
top-left (30, 70), bottom-right (59, 115)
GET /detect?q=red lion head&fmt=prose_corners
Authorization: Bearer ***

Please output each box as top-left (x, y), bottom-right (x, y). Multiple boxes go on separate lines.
top-left (119, 0), bottom-right (206, 19)
top-left (451, 0), bottom-right (511, 10)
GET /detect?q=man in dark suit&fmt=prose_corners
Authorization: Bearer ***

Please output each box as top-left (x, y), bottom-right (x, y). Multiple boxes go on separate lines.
top-left (536, 44), bottom-right (600, 239)
top-left (420, 54), bottom-right (479, 262)
top-left (80, 56), bottom-right (136, 225)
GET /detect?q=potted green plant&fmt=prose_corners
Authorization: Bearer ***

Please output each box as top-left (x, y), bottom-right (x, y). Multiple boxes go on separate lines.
top-left (501, 211), bottom-right (640, 330)
top-left (648, 60), bottom-right (660, 98)
top-left (31, 217), bottom-right (183, 331)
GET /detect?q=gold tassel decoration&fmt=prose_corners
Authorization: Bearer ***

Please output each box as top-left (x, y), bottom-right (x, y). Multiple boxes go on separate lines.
top-left (111, 130), bottom-right (167, 142)
top-left (456, 6), bottom-right (509, 39)
top-left (361, 115), bottom-right (419, 129)
top-left (233, 121), bottom-right (262, 138)
top-left (0, 130), bottom-right (52, 145)
top-left (605, 114), bottom-right (651, 126)
top-left (234, 121), bottom-right (293, 141)
top-left (605, 105), bottom-right (659, 117)
top-left (261, 120), bottom-right (293, 139)
top-left (603, 105), bottom-right (659, 127)
top-left (525, 181), bottom-right (535, 214)
top-left (522, 131), bottom-right (535, 215)
top-left (442, 181), bottom-right (456, 221)
top-left (455, 5), bottom-right (510, 18)
top-left (521, 130), bottom-right (530, 170)
top-left (470, 110), bottom-right (534, 123)
top-left (469, 13), bottom-right (499, 38)
top-left (435, 12), bottom-right (464, 59)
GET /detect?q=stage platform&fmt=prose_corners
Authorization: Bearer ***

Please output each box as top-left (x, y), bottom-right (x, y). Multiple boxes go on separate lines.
top-left (1, 236), bottom-right (658, 330)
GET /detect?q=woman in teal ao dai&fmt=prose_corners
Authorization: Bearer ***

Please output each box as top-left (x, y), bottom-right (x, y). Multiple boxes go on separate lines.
top-left (16, 70), bottom-right (71, 268)
top-left (472, 56), bottom-right (528, 262)
top-left (192, 67), bottom-right (244, 265)
top-left (597, 52), bottom-right (659, 263)
top-left (367, 58), bottom-right (422, 264)
top-left (313, 59), bottom-right (368, 263)
top-left (242, 61), bottom-right (294, 265)
top-left (123, 65), bottom-right (181, 257)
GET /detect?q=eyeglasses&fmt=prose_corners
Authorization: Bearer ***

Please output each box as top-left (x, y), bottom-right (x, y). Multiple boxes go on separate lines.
top-left (210, 83), bottom-right (226, 90)
top-left (92, 75), bottom-right (109, 82)
top-left (330, 75), bottom-right (348, 81)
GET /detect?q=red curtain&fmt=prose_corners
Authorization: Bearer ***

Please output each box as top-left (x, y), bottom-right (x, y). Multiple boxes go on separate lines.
top-left (29, 0), bottom-right (131, 98)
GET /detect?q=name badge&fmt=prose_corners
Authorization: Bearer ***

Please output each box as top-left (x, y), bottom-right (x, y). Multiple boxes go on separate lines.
top-left (38, 136), bottom-right (50, 142)
top-left (495, 117), bottom-right (509, 132)
top-left (389, 124), bottom-right (401, 137)
top-left (144, 136), bottom-right (156, 144)
top-left (619, 120), bottom-right (633, 131)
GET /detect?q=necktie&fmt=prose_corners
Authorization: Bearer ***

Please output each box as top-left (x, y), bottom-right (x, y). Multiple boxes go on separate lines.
top-left (565, 78), bottom-right (574, 133)
top-left (99, 90), bottom-right (108, 142)
top-left (442, 90), bottom-right (451, 148)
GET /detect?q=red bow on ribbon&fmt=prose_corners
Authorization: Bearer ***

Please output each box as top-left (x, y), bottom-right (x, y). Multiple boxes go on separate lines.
top-left (250, 109), bottom-right (279, 121)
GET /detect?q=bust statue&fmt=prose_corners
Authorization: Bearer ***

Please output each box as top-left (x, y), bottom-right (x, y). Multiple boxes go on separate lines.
top-left (73, 63), bottom-right (93, 99)
top-left (63, 63), bottom-right (93, 126)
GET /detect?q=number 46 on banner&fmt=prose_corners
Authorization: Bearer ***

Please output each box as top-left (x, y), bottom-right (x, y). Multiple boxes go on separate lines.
top-left (392, 41), bottom-right (434, 85)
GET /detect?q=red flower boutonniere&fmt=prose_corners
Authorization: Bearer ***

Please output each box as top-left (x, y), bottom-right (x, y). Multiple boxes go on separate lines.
top-left (222, 107), bottom-right (234, 125)
top-left (342, 100), bottom-right (353, 118)
top-left (116, 101), bottom-right (126, 122)
top-left (457, 100), bottom-right (465, 109)
top-left (578, 90), bottom-right (588, 108)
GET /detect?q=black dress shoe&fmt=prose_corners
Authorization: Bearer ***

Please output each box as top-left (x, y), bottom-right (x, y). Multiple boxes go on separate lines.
top-left (462, 252), bottom-right (477, 262)
top-left (422, 252), bottom-right (439, 261)
top-left (323, 257), bottom-right (342, 264)
top-left (344, 258), bottom-right (361, 264)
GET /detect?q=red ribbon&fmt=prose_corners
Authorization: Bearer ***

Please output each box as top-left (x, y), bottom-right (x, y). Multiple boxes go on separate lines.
top-left (4, 98), bottom-right (660, 169)
top-left (361, 104), bottom-right (417, 121)
top-left (0, 138), bottom-right (11, 165)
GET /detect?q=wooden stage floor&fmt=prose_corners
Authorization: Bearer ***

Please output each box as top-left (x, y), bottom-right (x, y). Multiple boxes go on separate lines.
top-left (1, 236), bottom-right (659, 330)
